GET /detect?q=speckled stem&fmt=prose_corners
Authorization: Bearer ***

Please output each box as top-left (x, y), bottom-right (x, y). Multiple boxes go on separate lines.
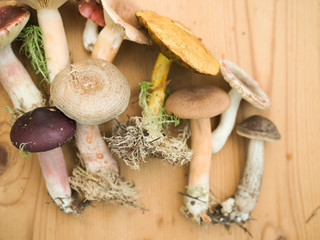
top-left (211, 88), bottom-right (242, 153)
top-left (235, 139), bottom-right (264, 213)
top-left (0, 45), bottom-right (43, 112)
top-left (75, 123), bottom-right (119, 173)
top-left (37, 8), bottom-right (69, 81)
top-left (184, 118), bottom-right (211, 221)
top-left (83, 19), bottom-right (99, 52)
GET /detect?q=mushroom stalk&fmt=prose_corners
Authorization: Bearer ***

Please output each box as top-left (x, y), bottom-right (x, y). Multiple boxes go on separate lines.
top-left (75, 123), bottom-right (119, 173)
top-left (184, 118), bottom-right (212, 221)
top-left (37, 148), bottom-right (74, 214)
top-left (0, 45), bottom-right (43, 112)
top-left (147, 53), bottom-right (173, 116)
top-left (37, 8), bottom-right (69, 81)
top-left (91, 24), bottom-right (125, 61)
top-left (211, 88), bottom-right (242, 153)
top-left (220, 139), bottom-right (264, 222)
top-left (83, 19), bottom-right (99, 52)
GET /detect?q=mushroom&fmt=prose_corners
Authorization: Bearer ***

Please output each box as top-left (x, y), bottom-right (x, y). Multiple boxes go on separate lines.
top-left (51, 59), bottom-right (139, 207)
top-left (76, 0), bottom-right (105, 52)
top-left (106, 11), bottom-right (219, 169)
top-left (209, 115), bottom-right (280, 224)
top-left (211, 59), bottom-right (271, 153)
top-left (91, 0), bottom-right (151, 61)
top-left (0, 5), bottom-right (43, 113)
top-left (0, 4), bottom-right (77, 214)
top-left (165, 85), bottom-right (230, 223)
top-left (17, 0), bottom-right (69, 81)
top-left (10, 107), bottom-right (77, 212)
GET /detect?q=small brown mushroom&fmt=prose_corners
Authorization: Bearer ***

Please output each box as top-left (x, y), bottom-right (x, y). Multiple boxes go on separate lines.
top-left (165, 85), bottom-right (230, 223)
top-left (210, 115), bottom-right (280, 224)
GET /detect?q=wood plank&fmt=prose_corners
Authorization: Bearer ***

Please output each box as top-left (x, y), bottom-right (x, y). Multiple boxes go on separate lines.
top-left (0, 0), bottom-right (319, 239)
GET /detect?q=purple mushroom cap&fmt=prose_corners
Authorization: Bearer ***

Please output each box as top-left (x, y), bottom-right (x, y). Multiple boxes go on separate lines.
top-left (10, 107), bottom-right (77, 152)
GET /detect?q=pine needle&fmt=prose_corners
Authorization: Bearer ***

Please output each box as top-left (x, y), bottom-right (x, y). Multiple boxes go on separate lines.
top-left (18, 25), bottom-right (50, 100)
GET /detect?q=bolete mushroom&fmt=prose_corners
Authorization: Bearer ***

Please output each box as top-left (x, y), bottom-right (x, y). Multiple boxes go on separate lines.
top-left (209, 115), bottom-right (280, 224)
top-left (211, 59), bottom-right (271, 153)
top-left (91, 0), bottom-right (151, 61)
top-left (17, 0), bottom-right (69, 81)
top-left (165, 85), bottom-right (230, 223)
top-left (76, 0), bottom-right (105, 52)
top-left (51, 59), bottom-right (139, 207)
top-left (107, 11), bottom-right (219, 169)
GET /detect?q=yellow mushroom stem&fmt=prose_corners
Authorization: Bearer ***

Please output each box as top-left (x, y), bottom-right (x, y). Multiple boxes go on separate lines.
top-left (147, 53), bottom-right (173, 116)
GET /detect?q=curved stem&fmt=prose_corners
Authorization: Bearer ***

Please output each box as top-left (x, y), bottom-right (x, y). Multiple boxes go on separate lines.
top-left (235, 139), bottom-right (264, 214)
top-left (91, 25), bottom-right (125, 61)
top-left (211, 88), bottom-right (242, 153)
top-left (37, 8), bottom-right (69, 81)
top-left (184, 118), bottom-right (211, 220)
top-left (75, 123), bottom-right (119, 173)
top-left (0, 45), bottom-right (43, 112)
top-left (83, 19), bottom-right (99, 52)
top-left (37, 148), bottom-right (75, 214)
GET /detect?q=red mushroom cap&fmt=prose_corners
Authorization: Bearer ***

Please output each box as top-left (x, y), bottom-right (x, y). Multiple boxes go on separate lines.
top-left (10, 107), bottom-right (76, 152)
top-left (77, 0), bottom-right (105, 27)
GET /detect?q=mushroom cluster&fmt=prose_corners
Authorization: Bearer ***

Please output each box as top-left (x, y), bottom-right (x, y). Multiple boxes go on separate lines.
top-left (1, 1), bottom-right (280, 234)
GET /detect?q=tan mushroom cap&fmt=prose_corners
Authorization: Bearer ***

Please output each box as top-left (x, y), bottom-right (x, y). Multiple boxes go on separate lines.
top-left (50, 59), bottom-right (130, 125)
top-left (100, 0), bottom-right (151, 45)
top-left (236, 115), bottom-right (281, 142)
top-left (220, 58), bottom-right (271, 110)
top-left (0, 5), bottom-right (30, 51)
top-left (165, 85), bottom-right (230, 120)
top-left (136, 10), bottom-right (219, 76)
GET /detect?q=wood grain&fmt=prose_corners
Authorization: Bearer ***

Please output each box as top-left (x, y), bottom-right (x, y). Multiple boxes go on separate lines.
top-left (1, 0), bottom-right (320, 239)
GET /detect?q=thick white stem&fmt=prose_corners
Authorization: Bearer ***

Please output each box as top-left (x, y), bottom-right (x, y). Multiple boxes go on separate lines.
top-left (221, 139), bottom-right (264, 222)
top-left (37, 8), bottom-right (69, 81)
top-left (0, 45), bottom-right (43, 112)
top-left (83, 19), bottom-right (99, 52)
top-left (211, 88), bottom-right (242, 153)
top-left (235, 139), bottom-right (264, 214)
top-left (37, 148), bottom-right (75, 214)
top-left (91, 25), bottom-right (125, 61)
top-left (75, 123), bottom-right (119, 173)
top-left (185, 118), bottom-right (211, 220)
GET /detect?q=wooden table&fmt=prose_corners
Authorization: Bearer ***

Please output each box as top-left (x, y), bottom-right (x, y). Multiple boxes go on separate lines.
top-left (1, 0), bottom-right (319, 239)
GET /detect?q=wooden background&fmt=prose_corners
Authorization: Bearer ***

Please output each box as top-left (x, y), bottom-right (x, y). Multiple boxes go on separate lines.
top-left (0, 0), bottom-right (319, 239)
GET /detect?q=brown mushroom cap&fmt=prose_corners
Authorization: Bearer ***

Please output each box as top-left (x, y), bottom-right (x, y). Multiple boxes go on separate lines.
top-left (136, 10), bottom-right (219, 76)
top-left (220, 58), bottom-right (271, 110)
top-left (0, 5), bottom-right (30, 51)
top-left (236, 115), bottom-right (281, 142)
top-left (100, 0), bottom-right (150, 44)
top-left (50, 59), bottom-right (130, 125)
top-left (165, 85), bottom-right (230, 119)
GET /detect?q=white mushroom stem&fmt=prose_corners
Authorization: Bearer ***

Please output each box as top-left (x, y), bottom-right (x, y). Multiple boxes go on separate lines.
top-left (37, 8), bottom-right (69, 81)
top-left (211, 88), bottom-right (242, 153)
top-left (37, 148), bottom-right (75, 214)
top-left (184, 118), bottom-right (212, 221)
top-left (221, 139), bottom-right (264, 222)
top-left (75, 123), bottom-right (119, 173)
top-left (83, 19), bottom-right (99, 52)
top-left (91, 24), bottom-right (125, 61)
top-left (0, 44), bottom-right (75, 213)
top-left (0, 45), bottom-right (43, 112)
